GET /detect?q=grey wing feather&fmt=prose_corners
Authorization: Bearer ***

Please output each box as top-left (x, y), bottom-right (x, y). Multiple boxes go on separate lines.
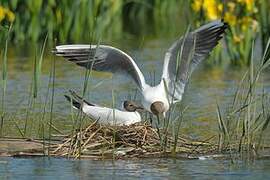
top-left (54, 45), bottom-right (146, 90)
top-left (163, 20), bottom-right (228, 101)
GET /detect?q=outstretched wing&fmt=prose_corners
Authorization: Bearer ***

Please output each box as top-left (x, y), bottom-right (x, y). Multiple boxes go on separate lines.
top-left (54, 45), bottom-right (147, 90)
top-left (162, 20), bottom-right (228, 102)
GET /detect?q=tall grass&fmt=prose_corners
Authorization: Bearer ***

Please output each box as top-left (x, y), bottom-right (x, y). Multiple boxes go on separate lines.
top-left (1, 0), bottom-right (187, 43)
top-left (66, 34), bottom-right (100, 158)
top-left (23, 35), bottom-right (48, 137)
top-left (152, 27), bottom-right (194, 152)
top-left (1, 0), bottom-right (270, 67)
top-left (225, 28), bottom-right (255, 66)
top-left (258, 0), bottom-right (270, 50)
top-left (216, 38), bottom-right (270, 154)
top-left (48, 44), bottom-right (56, 156)
top-left (0, 24), bottom-right (12, 137)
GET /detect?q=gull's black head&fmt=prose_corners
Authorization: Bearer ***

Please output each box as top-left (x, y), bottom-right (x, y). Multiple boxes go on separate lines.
top-left (150, 101), bottom-right (165, 116)
top-left (124, 100), bottom-right (144, 112)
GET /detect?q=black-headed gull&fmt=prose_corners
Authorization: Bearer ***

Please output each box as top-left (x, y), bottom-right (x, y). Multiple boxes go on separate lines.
top-left (55, 20), bottom-right (228, 117)
top-left (65, 90), bottom-right (143, 126)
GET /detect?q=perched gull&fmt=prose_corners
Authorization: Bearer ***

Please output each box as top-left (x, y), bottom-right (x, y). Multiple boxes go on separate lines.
top-left (64, 90), bottom-right (143, 126)
top-left (55, 20), bottom-right (228, 117)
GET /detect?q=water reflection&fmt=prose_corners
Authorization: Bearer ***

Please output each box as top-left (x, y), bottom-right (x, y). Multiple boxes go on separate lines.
top-left (1, 157), bottom-right (270, 179)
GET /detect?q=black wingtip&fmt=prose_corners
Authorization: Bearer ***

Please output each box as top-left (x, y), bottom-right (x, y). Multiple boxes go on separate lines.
top-left (223, 21), bottom-right (229, 30)
top-left (64, 94), bottom-right (71, 102)
top-left (68, 90), bottom-right (95, 107)
top-left (51, 48), bottom-right (57, 54)
top-left (220, 19), bottom-right (229, 30)
top-left (64, 94), bottom-right (82, 109)
top-left (69, 90), bottom-right (76, 96)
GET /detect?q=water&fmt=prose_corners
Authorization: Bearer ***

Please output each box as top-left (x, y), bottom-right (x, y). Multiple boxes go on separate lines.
top-left (1, 157), bottom-right (270, 179)
top-left (1, 26), bottom-right (270, 179)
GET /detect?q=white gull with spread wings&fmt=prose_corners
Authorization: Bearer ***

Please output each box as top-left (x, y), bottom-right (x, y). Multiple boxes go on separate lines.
top-left (55, 20), bottom-right (228, 117)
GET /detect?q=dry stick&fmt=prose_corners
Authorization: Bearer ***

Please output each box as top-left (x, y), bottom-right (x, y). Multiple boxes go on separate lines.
top-left (188, 135), bottom-right (216, 156)
top-left (47, 121), bottom-right (64, 135)
top-left (142, 128), bottom-right (148, 145)
top-left (84, 142), bottom-right (105, 150)
top-left (60, 121), bottom-right (99, 156)
top-left (52, 137), bottom-right (72, 153)
top-left (81, 126), bottom-right (103, 149)
top-left (84, 120), bottom-right (99, 132)
top-left (53, 121), bottom-right (218, 158)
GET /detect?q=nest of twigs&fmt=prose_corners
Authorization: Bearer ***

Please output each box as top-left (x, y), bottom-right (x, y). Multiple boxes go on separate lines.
top-left (51, 121), bottom-right (217, 159)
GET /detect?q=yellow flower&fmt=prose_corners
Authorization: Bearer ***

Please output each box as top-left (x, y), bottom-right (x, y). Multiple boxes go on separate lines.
top-left (233, 35), bottom-right (242, 44)
top-left (245, 0), bottom-right (255, 11)
top-left (192, 0), bottom-right (203, 12)
top-left (203, 0), bottom-right (220, 20)
top-left (0, 6), bottom-right (5, 22)
top-left (218, 3), bottom-right (223, 12)
top-left (227, 2), bottom-right (236, 12)
top-left (237, 0), bottom-right (245, 3)
top-left (6, 9), bottom-right (15, 22)
top-left (241, 16), bottom-right (252, 31)
top-left (224, 12), bottom-right (237, 26)
top-left (192, 0), bottom-right (223, 20)
top-left (238, 0), bottom-right (255, 12)
top-left (0, 6), bottom-right (15, 22)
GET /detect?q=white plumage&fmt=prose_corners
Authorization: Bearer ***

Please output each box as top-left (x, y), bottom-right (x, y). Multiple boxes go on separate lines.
top-left (56, 20), bottom-right (228, 117)
top-left (81, 106), bottom-right (141, 126)
top-left (65, 91), bottom-right (141, 126)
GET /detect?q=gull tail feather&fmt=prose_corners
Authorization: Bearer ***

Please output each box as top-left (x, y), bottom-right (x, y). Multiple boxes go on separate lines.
top-left (64, 90), bottom-right (95, 109)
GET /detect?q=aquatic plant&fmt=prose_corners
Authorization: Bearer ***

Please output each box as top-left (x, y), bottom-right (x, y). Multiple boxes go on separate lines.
top-left (0, 0), bottom-right (187, 43)
top-left (216, 38), bottom-right (270, 155)
top-left (23, 35), bottom-right (48, 137)
top-left (257, 0), bottom-right (270, 51)
top-left (0, 24), bottom-right (11, 137)
top-left (0, 5), bottom-right (15, 23)
top-left (191, 0), bottom-right (262, 66)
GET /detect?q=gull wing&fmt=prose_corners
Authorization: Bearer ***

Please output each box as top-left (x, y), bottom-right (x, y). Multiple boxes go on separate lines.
top-left (54, 45), bottom-right (147, 90)
top-left (162, 20), bottom-right (228, 102)
top-left (64, 90), bottom-right (141, 125)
